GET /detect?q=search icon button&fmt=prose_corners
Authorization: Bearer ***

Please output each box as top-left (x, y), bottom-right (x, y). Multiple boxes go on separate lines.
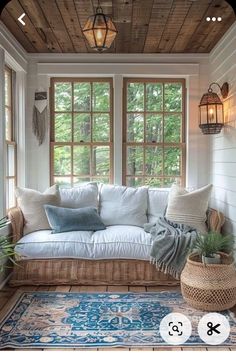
top-left (160, 313), bottom-right (192, 345)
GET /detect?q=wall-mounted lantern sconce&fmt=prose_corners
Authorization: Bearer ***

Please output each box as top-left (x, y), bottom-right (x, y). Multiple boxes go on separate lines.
top-left (199, 82), bottom-right (229, 134)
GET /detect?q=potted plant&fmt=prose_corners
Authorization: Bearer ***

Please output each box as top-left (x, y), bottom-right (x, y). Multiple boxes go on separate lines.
top-left (0, 216), bottom-right (16, 272)
top-left (181, 232), bottom-right (236, 311)
top-left (190, 231), bottom-right (235, 264)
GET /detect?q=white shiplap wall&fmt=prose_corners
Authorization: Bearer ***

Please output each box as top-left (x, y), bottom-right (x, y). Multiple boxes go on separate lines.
top-left (209, 23), bottom-right (236, 235)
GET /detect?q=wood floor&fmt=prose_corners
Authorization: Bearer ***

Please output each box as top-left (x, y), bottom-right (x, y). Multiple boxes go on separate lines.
top-left (0, 284), bottom-right (235, 351)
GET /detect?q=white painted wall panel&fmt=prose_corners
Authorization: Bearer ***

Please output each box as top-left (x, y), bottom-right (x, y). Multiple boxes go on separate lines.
top-left (212, 162), bottom-right (236, 177)
top-left (209, 22), bottom-right (236, 235)
top-left (212, 174), bottom-right (236, 192)
top-left (212, 148), bottom-right (236, 163)
top-left (210, 198), bottom-right (236, 224)
top-left (213, 132), bottom-right (236, 150)
top-left (212, 187), bottom-right (236, 209)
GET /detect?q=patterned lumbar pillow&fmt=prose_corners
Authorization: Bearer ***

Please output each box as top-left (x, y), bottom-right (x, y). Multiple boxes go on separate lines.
top-left (44, 205), bottom-right (106, 234)
top-left (166, 184), bottom-right (213, 233)
top-left (15, 185), bottom-right (60, 235)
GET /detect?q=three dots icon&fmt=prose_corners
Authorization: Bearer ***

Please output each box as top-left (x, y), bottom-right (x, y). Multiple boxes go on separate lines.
top-left (206, 16), bottom-right (222, 22)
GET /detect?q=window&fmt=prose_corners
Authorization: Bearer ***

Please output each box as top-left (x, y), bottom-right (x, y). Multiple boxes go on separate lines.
top-left (51, 78), bottom-right (113, 187)
top-left (123, 78), bottom-right (186, 187)
top-left (5, 66), bottom-right (17, 210)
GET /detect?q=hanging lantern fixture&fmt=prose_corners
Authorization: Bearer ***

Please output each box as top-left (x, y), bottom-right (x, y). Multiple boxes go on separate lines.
top-left (199, 82), bottom-right (229, 135)
top-left (82, 1), bottom-right (118, 52)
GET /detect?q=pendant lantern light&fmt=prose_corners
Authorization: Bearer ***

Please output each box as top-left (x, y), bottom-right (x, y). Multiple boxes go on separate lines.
top-left (82, 1), bottom-right (118, 52)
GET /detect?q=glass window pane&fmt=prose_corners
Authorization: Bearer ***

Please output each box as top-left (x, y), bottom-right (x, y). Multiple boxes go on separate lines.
top-left (55, 113), bottom-right (72, 142)
top-left (164, 83), bottom-right (182, 112)
top-left (146, 83), bottom-right (163, 111)
top-left (144, 178), bottom-right (163, 187)
top-left (93, 114), bottom-right (110, 142)
top-left (127, 146), bottom-right (143, 175)
top-left (5, 108), bottom-right (12, 141)
top-left (93, 82), bottom-right (110, 111)
top-left (124, 80), bottom-right (184, 187)
top-left (54, 177), bottom-right (72, 188)
top-left (73, 177), bottom-right (91, 186)
top-left (163, 177), bottom-right (177, 187)
top-left (127, 82), bottom-right (144, 111)
top-left (73, 146), bottom-right (90, 176)
top-left (127, 114), bottom-right (144, 142)
top-left (164, 114), bottom-right (181, 142)
top-left (55, 82), bottom-right (72, 111)
top-left (74, 82), bottom-right (91, 111)
top-left (95, 177), bottom-right (109, 184)
top-left (54, 146), bottom-right (71, 175)
top-left (6, 178), bottom-right (15, 209)
top-left (7, 144), bottom-right (15, 176)
top-left (145, 147), bottom-right (163, 175)
top-left (74, 114), bottom-right (91, 142)
top-left (126, 177), bottom-right (144, 187)
top-left (146, 114), bottom-right (162, 143)
top-left (164, 148), bottom-right (181, 176)
top-left (92, 146), bottom-right (110, 176)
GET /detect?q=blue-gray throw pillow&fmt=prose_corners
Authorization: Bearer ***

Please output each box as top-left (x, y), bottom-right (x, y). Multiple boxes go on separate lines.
top-left (44, 205), bottom-right (106, 234)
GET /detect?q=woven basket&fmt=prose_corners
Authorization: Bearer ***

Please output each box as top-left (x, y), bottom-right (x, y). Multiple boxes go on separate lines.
top-left (181, 252), bottom-right (236, 311)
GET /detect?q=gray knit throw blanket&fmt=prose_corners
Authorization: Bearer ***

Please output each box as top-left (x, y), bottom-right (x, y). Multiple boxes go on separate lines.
top-left (144, 217), bottom-right (198, 280)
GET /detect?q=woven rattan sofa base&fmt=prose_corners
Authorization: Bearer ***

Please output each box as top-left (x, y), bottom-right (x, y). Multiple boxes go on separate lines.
top-left (9, 259), bottom-right (179, 286)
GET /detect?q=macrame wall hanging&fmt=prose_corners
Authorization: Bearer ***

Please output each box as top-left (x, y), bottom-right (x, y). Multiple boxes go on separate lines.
top-left (33, 91), bottom-right (47, 145)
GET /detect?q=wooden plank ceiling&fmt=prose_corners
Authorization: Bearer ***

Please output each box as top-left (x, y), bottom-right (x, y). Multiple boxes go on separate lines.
top-left (0, 0), bottom-right (235, 53)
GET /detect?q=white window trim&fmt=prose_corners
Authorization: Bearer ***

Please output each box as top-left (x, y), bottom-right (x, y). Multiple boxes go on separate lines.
top-left (0, 47), bottom-right (26, 217)
top-left (0, 48), bottom-right (6, 218)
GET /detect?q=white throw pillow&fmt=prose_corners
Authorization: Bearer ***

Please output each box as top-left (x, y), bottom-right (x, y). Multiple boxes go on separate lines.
top-left (60, 182), bottom-right (98, 209)
top-left (15, 185), bottom-right (60, 235)
top-left (99, 184), bottom-right (148, 227)
top-left (166, 184), bottom-right (213, 233)
top-left (148, 188), bottom-right (169, 224)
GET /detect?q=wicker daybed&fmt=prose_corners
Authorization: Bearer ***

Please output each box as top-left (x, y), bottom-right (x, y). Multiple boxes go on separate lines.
top-left (8, 207), bottom-right (224, 287)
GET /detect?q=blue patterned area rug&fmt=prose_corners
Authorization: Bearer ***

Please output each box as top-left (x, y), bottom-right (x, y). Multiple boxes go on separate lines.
top-left (0, 291), bottom-right (236, 349)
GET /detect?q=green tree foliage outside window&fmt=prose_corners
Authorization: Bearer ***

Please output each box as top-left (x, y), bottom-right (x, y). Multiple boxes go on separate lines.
top-left (124, 79), bottom-right (185, 188)
top-left (52, 78), bottom-right (185, 188)
top-left (52, 80), bottom-right (112, 187)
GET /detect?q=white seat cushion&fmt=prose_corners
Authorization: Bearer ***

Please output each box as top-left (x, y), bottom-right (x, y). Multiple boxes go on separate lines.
top-left (15, 230), bottom-right (94, 260)
top-left (92, 225), bottom-right (151, 260)
top-left (99, 184), bottom-right (148, 227)
top-left (15, 226), bottom-right (151, 261)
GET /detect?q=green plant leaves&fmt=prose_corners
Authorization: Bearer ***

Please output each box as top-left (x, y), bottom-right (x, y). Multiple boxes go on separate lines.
top-left (190, 231), bottom-right (235, 258)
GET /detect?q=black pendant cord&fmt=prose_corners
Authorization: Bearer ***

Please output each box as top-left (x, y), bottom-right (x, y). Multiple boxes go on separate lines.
top-left (96, 0), bottom-right (103, 13)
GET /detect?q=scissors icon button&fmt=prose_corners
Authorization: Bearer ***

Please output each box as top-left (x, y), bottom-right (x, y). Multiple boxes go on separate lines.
top-left (207, 321), bottom-right (221, 335)
top-left (198, 313), bottom-right (230, 345)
